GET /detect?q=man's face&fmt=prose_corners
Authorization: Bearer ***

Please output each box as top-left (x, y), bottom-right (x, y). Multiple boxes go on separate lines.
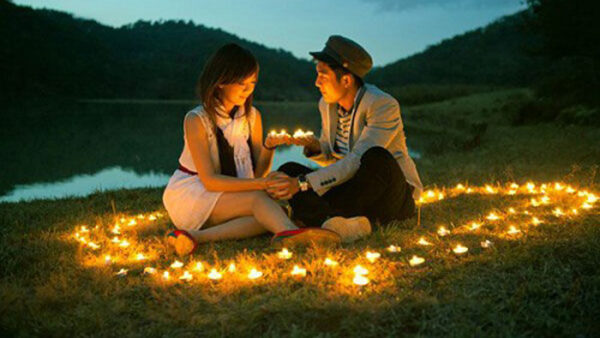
top-left (315, 61), bottom-right (347, 104)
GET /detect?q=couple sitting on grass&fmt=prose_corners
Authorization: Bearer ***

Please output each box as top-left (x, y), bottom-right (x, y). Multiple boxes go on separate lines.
top-left (163, 36), bottom-right (423, 256)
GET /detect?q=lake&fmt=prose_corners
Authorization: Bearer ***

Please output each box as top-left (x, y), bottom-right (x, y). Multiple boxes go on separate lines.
top-left (0, 100), bottom-right (420, 202)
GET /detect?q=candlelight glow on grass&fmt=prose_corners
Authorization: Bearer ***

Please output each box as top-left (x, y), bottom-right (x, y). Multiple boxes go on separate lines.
top-left (66, 181), bottom-right (598, 287)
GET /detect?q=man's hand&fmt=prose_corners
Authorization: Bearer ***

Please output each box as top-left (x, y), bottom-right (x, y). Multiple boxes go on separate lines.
top-left (265, 171), bottom-right (300, 200)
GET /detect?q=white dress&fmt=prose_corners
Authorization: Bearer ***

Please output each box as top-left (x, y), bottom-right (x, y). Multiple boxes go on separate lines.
top-left (162, 104), bottom-right (256, 231)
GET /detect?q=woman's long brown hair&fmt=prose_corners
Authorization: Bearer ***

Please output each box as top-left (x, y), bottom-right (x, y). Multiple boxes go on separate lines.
top-left (196, 43), bottom-right (259, 128)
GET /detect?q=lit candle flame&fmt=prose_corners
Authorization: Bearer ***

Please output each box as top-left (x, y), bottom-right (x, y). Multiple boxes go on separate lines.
top-left (194, 262), bottom-right (204, 272)
top-left (248, 268), bottom-right (263, 280)
top-left (170, 260), bottom-right (184, 269)
top-left (552, 208), bottom-right (564, 217)
top-left (353, 265), bottom-right (368, 275)
top-left (135, 253), bottom-right (146, 261)
top-left (162, 271), bottom-right (170, 280)
top-left (143, 267), bottom-right (156, 274)
top-left (481, 240), bottom-right (493, 248)
top-left (277, 248), bottom-right (292, 259)
top-left (127, 219), bottom-right (137, 226)
top-left (324, 258), bottom-right (339, 267)
top-left (469, 222), bottom-right (481, 231)
top-left (365, 251), bottom-right (381, 262)
top-left (115, 268), bottom-right (128, 276)
top-left (417, 237), bottom-right (432, 246)
top-left (409, 255), bottom-right (425, 266)
top-left (104, 255), bottom-right (112, 264)
top-left (453, 244), bottom-right (468, 254)
top-left (437, 226), bottom-right (450, 236)
top-left (506, 226), bottom-right (521, 235)
top-left (208, 269), bottom-right (222, 280)
top-left (119, 240), bottom-right (130, 248)
top-left (353, 274), bottom-right (369, 286)
top-left (486, 212), bottom-right (500, 221)
top-left (148, 215), bottom-right (157, 221)
top-left (228, 263), bottom-right (236, 273)
top-left (87, 242), bottom-right (100, 250)
top-left (179, 271), bottom-right (193, 281)
top-left (291, 265), bottom-right (307, 277)
top-left (386, 245), bottom-right (401, 253)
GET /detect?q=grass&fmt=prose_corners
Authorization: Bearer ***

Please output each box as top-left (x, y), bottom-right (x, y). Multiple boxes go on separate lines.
top-left (1, 89), bottom-right (600, 337)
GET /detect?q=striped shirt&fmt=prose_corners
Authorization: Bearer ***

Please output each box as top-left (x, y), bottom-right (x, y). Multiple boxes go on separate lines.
top-left (334, 108), bottom-right (352, 156)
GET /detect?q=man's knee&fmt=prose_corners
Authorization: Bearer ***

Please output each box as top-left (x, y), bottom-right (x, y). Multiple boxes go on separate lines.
top-left (278, 162), bottom-right (311, 177)
top-left (361, 147), bottom-right (395, 167)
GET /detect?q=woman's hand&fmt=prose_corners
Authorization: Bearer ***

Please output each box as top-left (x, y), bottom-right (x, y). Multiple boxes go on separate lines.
top-left (264, 171), bottom-right (293, 200)
top-left (264, 133), bottom-right (293, 149)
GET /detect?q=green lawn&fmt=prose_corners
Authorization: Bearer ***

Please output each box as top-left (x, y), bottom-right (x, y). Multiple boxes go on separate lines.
top-left (1, 90), bottom-right (600, 337)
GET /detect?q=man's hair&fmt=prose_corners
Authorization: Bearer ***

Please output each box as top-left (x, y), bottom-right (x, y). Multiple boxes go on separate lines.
top-left (324, 61), bottom-right (364, 88)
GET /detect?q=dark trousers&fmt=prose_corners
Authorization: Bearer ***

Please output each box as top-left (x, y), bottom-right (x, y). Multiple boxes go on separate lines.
top-left (278, 146), bottom-right (415, 228)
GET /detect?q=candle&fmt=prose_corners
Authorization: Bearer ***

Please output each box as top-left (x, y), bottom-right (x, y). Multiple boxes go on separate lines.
top-left (208, 269), bottom-right (222, 280)
top-left (104, 255), bottom-right (112, 264)
top-left (179, 271), bottom-right (193, 281)
top-left (437, 226), bottom-right (450, 237)
top-left (531, 217), bottom-right (542, 226)
top-left (194, 262), bottom-right (204, 272)
top-left (119, 240), bottom-right (130, 248)
top-left (353, 274), bottom-right (369, 286)
top-left (228, 263), bottom-right (236, 273)
top-left (248, 268), bottom-right (263, 280)
top-left (468, 222), bottom-right (481, 231)
top-left (111, 236), bottom-right (121, 244)
top-left (80, 226), bottom-right (89, 233)
top-left (506, 226), bottom-right (521, 235)
top-left (508, 208), bottom-right (516, 214)
top-left (143, 267), bottom-right (157, 274)
top-left (324, 258), bottom-right (338, 267)
top-left (291, 265), bottom-right (307, 277)
top-left (365, 251), bottom-right (381, 262)
top-left (353, 265), bottom-right (368, 275)
top-left (111, 225), bottom-right (121, 234)
top-left (455, 183), bottom-right (466, 191)
top-left (127, 219), bottom-right (137, 226)
top-left (148, 215), bottom-right (157, 221)
top-left (409, 255), bottom-right (425, 266)
top-left (277, 248), bottom-right (292, 260)
top-left (480, 240), bottom-right (493, 248)
top-left (135, 253), bottom-right (146, 261)
top-left (386, 245), bottom-right (401, 253)
top-left (552, 208), bottom-right (564, 217)
top-left (453, 244), bottom-right (468, 255)
top-left (87, 242), bottom-right (100, 250)
top-left (115, 268), bottom-right (128, 276)
top-left (486, 212), bottom-right (500, 221)
top-left (170, 260), bottom-right (184, 269)
top-left (162, 271), bottom-right (170, 280)
top-left (417, 237), bottom-right (432, 246)
top-left (485, 185), bottom-right (496, 194)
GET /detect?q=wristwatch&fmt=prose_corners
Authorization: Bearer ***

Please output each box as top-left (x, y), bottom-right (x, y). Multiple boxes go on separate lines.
top-left (298, 174), bottom-right (309, 192)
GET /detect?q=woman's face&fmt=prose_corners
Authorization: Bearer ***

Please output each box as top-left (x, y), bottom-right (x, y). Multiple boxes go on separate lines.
top-left (219, 72), bottom-right (258, 107)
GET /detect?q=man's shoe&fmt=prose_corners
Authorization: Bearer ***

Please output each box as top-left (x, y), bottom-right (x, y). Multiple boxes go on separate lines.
top-left (321, 216), bottom-right (372, 243)
top-left (271, 228), bottom-right (341, 248)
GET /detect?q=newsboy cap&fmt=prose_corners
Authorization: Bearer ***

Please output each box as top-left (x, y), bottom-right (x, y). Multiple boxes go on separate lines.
top-left (310, 35), bottom-right (373, 79)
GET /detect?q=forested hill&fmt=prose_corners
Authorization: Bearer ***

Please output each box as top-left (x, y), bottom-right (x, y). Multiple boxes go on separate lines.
top-left (367, 11), bottom-right (545, 87)
top-left (0, 0), bottom-right (317, 101)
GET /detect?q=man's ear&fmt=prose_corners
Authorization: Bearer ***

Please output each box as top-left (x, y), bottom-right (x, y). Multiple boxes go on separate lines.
top-left (342, 74), bottom-right (353, 88)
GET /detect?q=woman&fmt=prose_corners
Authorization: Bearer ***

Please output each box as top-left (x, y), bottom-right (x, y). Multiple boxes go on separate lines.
top-left (163, 43), bottom-right (339, 256)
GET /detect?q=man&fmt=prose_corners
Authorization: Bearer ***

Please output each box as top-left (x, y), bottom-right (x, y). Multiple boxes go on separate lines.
top-left (271, 35), bottom-right (423, 242)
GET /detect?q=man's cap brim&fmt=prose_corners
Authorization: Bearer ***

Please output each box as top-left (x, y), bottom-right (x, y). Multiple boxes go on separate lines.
top-left (309, 51), bottom-right (341, 66)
